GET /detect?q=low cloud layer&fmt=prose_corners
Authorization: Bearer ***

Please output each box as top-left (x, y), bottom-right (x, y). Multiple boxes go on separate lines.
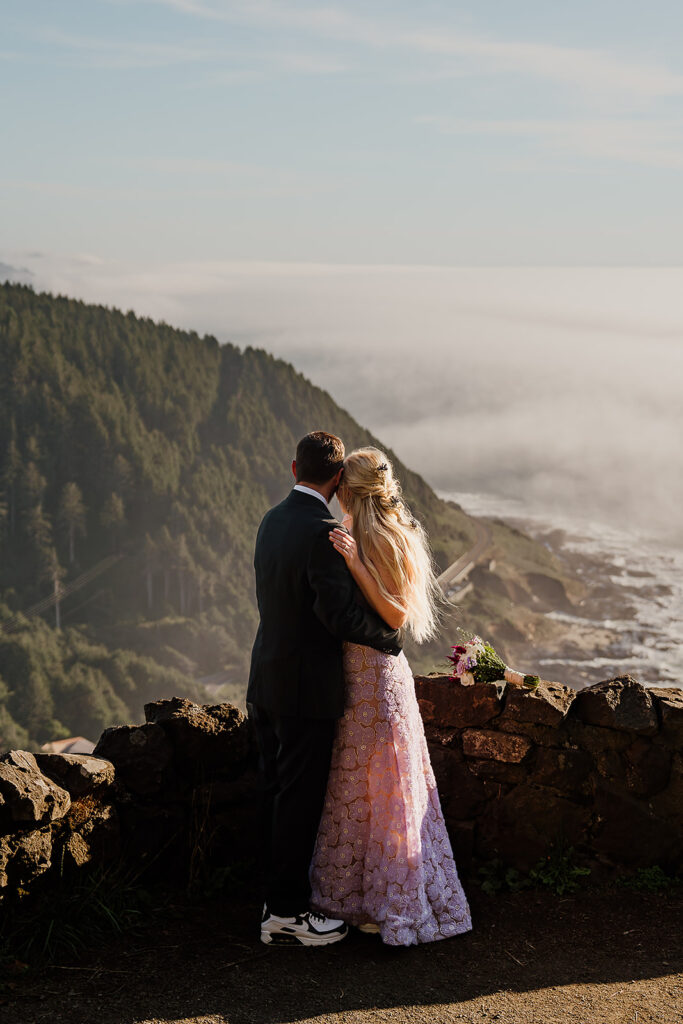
top-left (4, 254), bottom-right (683, 548)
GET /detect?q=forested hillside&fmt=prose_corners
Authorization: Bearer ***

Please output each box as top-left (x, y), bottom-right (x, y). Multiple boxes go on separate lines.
top-left (0, 283), bottom-right (476, 750)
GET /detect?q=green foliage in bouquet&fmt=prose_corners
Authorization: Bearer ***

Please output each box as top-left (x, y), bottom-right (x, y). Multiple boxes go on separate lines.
top-left (450, 628), bottom-right (543, 688)
top-left (471, 642), bottom-right (507, 684)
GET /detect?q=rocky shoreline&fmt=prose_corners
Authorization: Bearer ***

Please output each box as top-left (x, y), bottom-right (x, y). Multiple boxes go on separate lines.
top-left (489, 518), bottom-right (679, 690)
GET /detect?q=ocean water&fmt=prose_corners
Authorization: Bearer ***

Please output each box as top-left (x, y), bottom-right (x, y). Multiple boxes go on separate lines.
top-left (444, 489), bottom-right (683, 689)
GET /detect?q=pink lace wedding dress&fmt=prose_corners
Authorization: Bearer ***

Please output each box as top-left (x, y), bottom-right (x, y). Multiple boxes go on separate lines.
top-left (309, 642), bottom-right (473, 946)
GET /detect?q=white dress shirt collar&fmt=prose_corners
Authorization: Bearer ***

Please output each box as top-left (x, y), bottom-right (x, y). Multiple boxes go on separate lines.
top-left (293, 483), bottom-right (330, 509)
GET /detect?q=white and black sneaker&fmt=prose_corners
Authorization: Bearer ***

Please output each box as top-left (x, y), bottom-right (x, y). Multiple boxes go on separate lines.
top-left (260, 905), bottom-right (348, 947)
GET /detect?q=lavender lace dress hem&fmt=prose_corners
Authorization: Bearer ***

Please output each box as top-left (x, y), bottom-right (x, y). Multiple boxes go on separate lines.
top-left (309, 642), bottom-right (473, 946)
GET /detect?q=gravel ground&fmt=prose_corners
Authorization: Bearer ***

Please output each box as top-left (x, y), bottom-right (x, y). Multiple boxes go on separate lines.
top-left (2, 882), bottom-right (682, 1024)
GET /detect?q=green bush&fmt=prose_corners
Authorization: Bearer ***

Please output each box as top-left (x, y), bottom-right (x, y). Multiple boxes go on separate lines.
top-left (615, 865), bottom-right (682, 893)
top-left (528, 844), bottom-right (591, 895)
top-left (0, 859), bottom-right (151, 966)
top-left (475, 843), bottom-right (591, 897)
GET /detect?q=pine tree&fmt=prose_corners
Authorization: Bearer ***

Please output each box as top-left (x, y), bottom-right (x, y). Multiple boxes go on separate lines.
top-left (143, 532), bottom-right (158, 611)
top-left (176, 533), bottom-right (193, 615)
top-left (0, 496), bottom-right (7, 567)
top-left (158, 525), bottom-right (175, 605)
top-left (100, 492), bottom-right (125, 553)
top-left (19, 457), bottom-right (47, 517)
top-left (113, 454), bottom-right (134, 501)
top-left (24, 502), bottom-right (55, 584)
top-left (2, 432), bottom-right (21, 537)
top-left (58, 481), bottom-right (87, 564)
top-left (47, 546), bottom-right (67, 629)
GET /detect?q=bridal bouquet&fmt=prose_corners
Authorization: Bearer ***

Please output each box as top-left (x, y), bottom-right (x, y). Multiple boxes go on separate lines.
top-left (448, 631), bottom-right (540, 689)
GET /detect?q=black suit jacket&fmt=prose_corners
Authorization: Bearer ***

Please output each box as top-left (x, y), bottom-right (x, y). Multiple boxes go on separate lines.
top-left (246, 488), bottom-right (402, 719)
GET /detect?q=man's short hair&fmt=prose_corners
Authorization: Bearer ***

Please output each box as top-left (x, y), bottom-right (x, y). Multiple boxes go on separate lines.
top-left (295, 431), bottom-right (345, 484)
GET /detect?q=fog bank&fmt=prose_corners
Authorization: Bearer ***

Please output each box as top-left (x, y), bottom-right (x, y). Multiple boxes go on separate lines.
top-left (4, 256), bottom-right (683, 548)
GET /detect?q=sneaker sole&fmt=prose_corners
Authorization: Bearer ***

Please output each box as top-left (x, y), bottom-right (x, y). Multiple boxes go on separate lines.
top-left (261, 928), bottom-right (348, 947)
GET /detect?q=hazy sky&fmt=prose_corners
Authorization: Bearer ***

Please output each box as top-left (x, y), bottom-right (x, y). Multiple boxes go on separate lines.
top-left (4, 0), bottom-right (683, 264)
top-left (3, 4), bottom-right (683, 547)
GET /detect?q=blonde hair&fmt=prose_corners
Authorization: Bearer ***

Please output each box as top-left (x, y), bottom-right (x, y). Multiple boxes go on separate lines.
top-left (337, 447), bottom-right (441, 643)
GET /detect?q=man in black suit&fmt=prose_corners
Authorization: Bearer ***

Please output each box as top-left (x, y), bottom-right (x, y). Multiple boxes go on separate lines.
top-left (247, 430), bottom-right (402, 946)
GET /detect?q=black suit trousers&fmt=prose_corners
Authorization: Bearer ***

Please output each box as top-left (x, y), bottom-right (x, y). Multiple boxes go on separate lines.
top-left (248, 703), bottom-right (336, 917)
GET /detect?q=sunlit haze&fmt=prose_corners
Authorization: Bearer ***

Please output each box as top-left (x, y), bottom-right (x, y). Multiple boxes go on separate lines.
top-left (4, 255), bottom-right (683, 550)
top-left (3, 2), bottom-right (683, 547)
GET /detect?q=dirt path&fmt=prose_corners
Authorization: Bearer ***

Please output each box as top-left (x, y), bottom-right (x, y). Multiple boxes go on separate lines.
top-left (5, 883), bottom-right (682, 1024)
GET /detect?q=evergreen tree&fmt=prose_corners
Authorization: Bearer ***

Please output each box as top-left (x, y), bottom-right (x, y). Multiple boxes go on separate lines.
top-left (58, 481), bottom-right (87, 564)
top-left (176, 533), bottom-right (193, 616)
top-left (47, 547), bottom-right (67, 629)
top-left (143, 533), bottom-right (159, 611)
top-left (2, 432), bottom-right (21, 538)
top-left (158, 525), bottom-right (175, 605)
top-left (100, 492), bottom-right (125, 553)
top-left (19, 458), bottom-right (47, 517)
top-left (24, 503), bottom-right (55, 584)
top-left (113, 454), bottom-right (134, 503)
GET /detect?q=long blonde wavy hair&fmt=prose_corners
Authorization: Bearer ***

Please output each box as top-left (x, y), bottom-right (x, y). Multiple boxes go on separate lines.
top-left (336, 447), bottom-right (442, 643)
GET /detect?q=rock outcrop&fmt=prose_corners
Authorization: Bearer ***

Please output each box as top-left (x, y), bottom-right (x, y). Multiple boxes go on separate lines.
top-left (0, 674), bottom-right (681, 905)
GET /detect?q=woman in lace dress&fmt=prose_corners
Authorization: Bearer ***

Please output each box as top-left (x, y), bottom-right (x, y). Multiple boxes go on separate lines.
top-left (309, 447), bottom-right (473, 946)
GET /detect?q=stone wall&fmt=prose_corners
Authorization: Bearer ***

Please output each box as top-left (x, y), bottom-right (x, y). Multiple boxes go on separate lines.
top-left (415, 674), bottom-right (683, 873)
top-left (0, 698), bottom-right (256, 904)
top-left (1, 676), bottom-right (682, 906)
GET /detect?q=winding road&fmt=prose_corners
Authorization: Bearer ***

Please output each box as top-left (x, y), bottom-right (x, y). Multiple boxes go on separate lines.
top-left (437, 517), bottom-right (493, 601)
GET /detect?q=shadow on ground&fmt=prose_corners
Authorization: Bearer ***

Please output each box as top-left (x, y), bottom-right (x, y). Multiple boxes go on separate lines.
top-left (5, 883), bottom-right (683, 1024)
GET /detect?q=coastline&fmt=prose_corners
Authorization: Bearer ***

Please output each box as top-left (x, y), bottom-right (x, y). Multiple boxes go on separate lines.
top-left (441, 491), bottom-right (682, 690)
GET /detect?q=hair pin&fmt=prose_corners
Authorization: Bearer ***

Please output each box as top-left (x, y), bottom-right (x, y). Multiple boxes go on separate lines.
top-left (377, 463), bottom-right (388, 473)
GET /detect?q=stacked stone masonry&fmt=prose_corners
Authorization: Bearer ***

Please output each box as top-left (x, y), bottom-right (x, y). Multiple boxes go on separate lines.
top-left (0, 677), bottom-right (681, 903)
top-left (415, 673), bottom-right (683, 873)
